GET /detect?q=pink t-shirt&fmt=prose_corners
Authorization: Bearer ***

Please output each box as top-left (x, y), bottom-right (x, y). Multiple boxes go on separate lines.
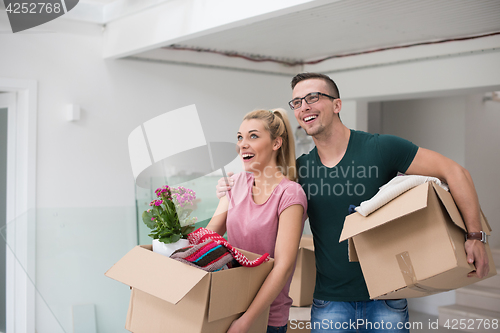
top-left (226, 172), bottom-right (308, 327)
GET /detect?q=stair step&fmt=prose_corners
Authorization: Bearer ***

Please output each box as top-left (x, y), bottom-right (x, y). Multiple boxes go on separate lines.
top-left (456, 285), bottom-right (500, 312)
top-left (475, 270), bottom-right (500, 289)
top-left (491, 248), bottom-right (500, 267)
top-left (439, 304), bottom-right (500, 333)
top-left (289, 306), bottom-right (311, 321)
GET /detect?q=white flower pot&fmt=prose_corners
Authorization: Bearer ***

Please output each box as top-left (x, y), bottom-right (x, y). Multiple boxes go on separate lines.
top-left (152, 238), bottom-right (190, 257)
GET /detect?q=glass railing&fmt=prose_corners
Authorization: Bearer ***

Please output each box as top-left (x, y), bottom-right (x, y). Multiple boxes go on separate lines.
top-left (0, 176), bottom-right (223, 332)
top-left (2, 207), bottom-right (136, 332)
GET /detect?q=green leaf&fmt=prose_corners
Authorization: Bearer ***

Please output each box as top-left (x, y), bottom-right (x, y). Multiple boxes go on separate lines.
top-left (142, 211), bottom-right (156, 229)
top-left (159, 229), bottom-right (173, 237)
top-left (158, 233), bottom-right (181, 244)
top-left (169, 234), bottom-right (181, 243)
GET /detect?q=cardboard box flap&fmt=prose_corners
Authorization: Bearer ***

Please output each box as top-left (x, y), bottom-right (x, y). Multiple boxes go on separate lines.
top-left (348, 238), bottom-right (359, 262)
top-left (208, 249), bottom-right (274, 322)
top-left (339, 183), bottom-right (430, 242)
top-left (105, 245), bottom-right (208, 304)
top-left (299, 235), bottom-right (314, 251)
top-left (431, 183), bottom-right (466, 232)
top-left (433, 184), bottom-right (491, 234)
top-left (481, 210), bottom-right (492, 235)
top-left (208, 267), bottom-right (250, 322)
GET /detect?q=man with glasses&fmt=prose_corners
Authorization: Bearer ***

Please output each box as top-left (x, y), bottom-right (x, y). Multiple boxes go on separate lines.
top-left (218, 72), bottom-right (489, 332)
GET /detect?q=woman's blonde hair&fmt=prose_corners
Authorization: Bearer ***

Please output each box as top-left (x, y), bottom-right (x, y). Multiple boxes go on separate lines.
top-left (243, 108), bottom-right (297, 181)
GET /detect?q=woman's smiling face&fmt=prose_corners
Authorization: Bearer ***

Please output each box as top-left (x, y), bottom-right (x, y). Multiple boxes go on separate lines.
top-left (237, 119), bottom-right (277, 173)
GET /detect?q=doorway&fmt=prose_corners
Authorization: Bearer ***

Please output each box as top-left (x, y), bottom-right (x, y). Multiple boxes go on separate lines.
top-left (0, 79), bottom-right (37, 333)
top-left (0, 96), bottom-right (7, 332)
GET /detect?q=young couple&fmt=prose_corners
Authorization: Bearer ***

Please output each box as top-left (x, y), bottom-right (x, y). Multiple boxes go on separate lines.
top-left (207, 73), bottom-right (489, 333)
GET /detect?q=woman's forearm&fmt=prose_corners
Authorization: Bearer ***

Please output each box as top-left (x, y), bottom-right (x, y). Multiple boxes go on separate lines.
top-left (237, 263), bottom-right (295, 327)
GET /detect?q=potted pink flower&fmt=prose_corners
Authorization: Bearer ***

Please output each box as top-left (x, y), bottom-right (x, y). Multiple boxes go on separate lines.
top-left (142, 185), bottom-right (197, 256)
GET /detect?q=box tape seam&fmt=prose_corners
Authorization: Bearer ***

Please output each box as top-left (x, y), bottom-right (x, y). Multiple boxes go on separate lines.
top-left (396, 251), bottom-right (450, 294)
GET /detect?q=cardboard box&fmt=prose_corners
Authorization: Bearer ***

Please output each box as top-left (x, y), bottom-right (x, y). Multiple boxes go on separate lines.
top-left (105, 245), bottom-right (273, 333)
top-left (289, 235), bottom-right (316, 307)
top-left (339, 182), bottom-right (497, 299)
top-left (288, 305), bottom-right (312, 332)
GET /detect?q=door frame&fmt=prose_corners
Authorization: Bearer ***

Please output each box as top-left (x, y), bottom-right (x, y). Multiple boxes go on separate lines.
top-left (0, 78), bottom-right (37, 333)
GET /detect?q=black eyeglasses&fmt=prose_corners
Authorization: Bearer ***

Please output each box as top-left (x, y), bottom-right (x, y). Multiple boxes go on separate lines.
top-left (289, 92), bottom-right (337, 110)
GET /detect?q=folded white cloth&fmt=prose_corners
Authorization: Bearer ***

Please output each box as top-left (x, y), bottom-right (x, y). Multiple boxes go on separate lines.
top-left (355, 175), bottom-right (449, 217)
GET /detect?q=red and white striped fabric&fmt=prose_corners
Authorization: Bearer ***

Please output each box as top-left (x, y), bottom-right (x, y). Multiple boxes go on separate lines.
top-left (188, 227), bottom-right (270, 267)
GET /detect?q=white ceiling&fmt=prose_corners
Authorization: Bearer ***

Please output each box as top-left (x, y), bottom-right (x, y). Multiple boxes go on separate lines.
top-left (3, 0), bottom-right (500, 74)
top-left (175, 0), bottom-right (500, 62)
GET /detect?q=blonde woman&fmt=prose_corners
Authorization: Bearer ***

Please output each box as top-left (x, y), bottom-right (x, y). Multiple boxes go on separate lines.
top-left (207, 109), bottom-right (307, 333)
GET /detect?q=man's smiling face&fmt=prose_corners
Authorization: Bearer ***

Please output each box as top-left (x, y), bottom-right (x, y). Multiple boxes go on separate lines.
top-left (292, 78), bottom-right (339, 137)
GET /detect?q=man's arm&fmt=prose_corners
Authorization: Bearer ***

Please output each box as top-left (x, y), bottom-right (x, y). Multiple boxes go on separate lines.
top-left (216, 172), bottom-right (234, 199)
top-left (405, 147), bottom-right (489, 278)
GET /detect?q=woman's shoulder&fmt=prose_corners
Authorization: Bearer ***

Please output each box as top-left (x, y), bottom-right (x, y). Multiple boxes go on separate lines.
top-left (276, 177), bottom-right (308, 216)
top-left (231, 172), bottom-right (253, 190)
top-left (232, 171), bottom-right (252, 182)
top-left (280, 177), bottom-right (306, 198)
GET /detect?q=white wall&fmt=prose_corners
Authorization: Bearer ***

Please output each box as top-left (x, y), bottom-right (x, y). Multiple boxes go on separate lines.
top-left (0, 34), bottom-right (295, 210)
top-left (465, 94), bottom-right (500, 249)
top-left (328, 50), bottom-right (500, 101)
top-left (376, 96), bottom-right (466, 166)
top-left (341, 100), bottom-right (368, 132)
top-left (0, 22), bottom-right (295, 332)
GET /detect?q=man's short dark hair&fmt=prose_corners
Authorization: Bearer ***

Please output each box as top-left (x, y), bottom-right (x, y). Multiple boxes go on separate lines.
top-left (291, 73), bottom-right (340, 99)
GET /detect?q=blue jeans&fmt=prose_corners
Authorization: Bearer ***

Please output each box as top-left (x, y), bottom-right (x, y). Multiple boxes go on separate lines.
top-left (310, 298), bottom-right (409, 332)
top-left (267, 324), bottom-right (287, 333)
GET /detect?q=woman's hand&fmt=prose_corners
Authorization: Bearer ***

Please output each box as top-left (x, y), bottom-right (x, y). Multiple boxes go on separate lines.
top-left (227, 316), bottom-right (250, 333)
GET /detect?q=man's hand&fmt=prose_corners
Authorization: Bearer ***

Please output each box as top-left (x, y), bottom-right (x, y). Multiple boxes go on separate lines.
top-left (216, 172), bottom-right (234, 199)
top-left (465, 239), bottom-right (489, 278)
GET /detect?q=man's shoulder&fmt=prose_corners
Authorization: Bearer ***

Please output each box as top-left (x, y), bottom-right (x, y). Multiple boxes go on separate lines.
top-left (351, 130), bottom-right (409, 147)
top-left (351, 129), bottom-right (379, 141)
top-left (348, 130), bottom-right (381, 152)
top-left (297, 147), bottom-right (316, 166)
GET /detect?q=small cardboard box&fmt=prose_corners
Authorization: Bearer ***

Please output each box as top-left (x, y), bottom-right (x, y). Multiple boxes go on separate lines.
top-left (339, 182), bottom-right (497, 299)
top-left (289, 235), bottom-right (316, 307)
top-left (288, 305), bottom-right (312, 332)
top-left (105, 245), bottom-right (274, 333)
